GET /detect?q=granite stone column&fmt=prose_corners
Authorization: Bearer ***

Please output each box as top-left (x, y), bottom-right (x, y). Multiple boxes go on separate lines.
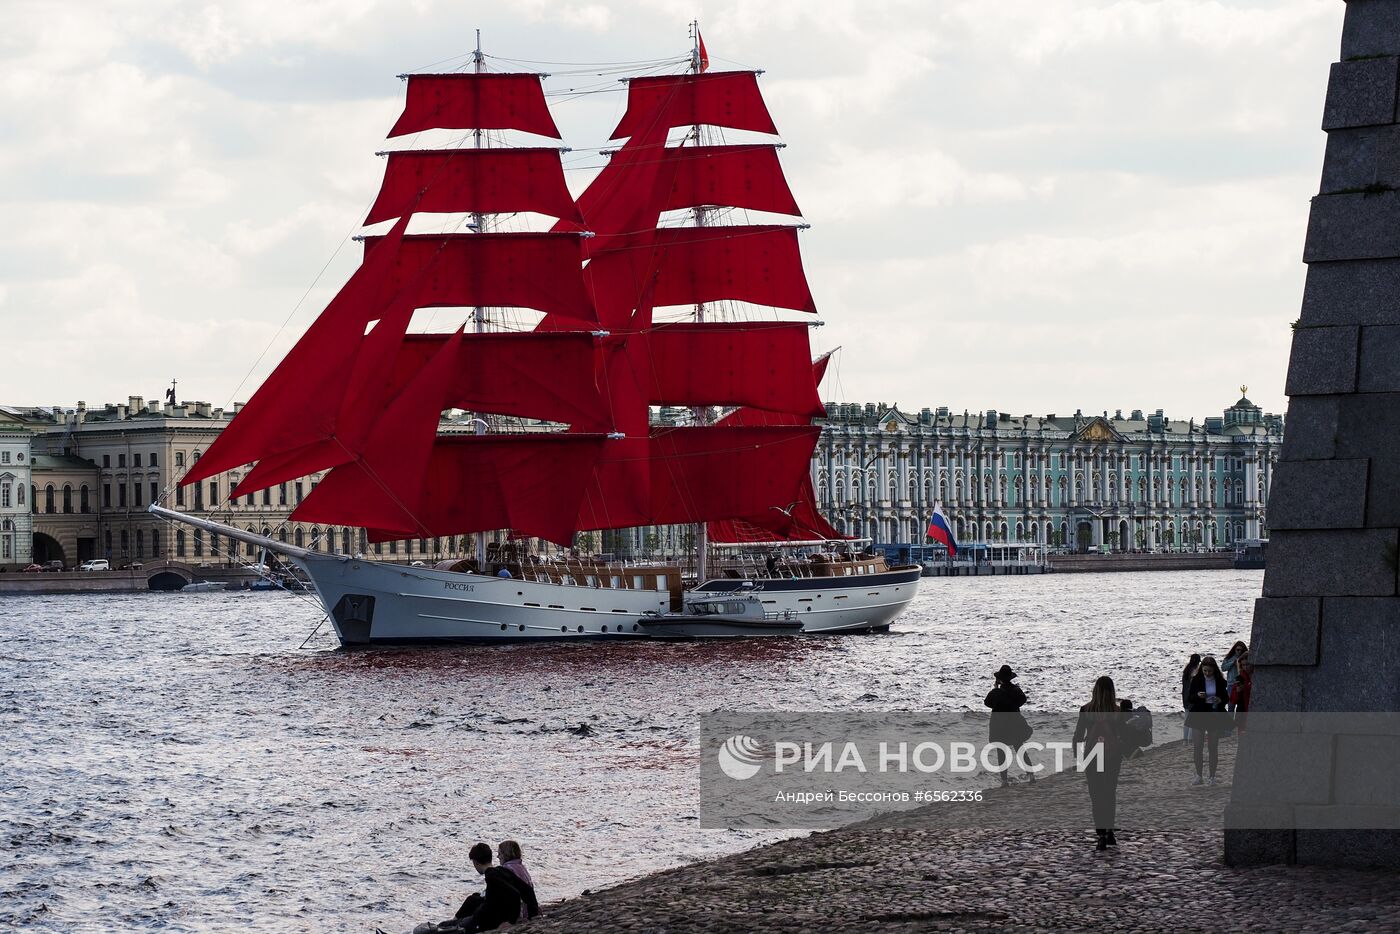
top-left (1224, 0), bottom-right (1400, 869)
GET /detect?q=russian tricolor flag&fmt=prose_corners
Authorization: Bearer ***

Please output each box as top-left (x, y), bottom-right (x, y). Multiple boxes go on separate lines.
top-left (926, 504), bottom-right (958, 557)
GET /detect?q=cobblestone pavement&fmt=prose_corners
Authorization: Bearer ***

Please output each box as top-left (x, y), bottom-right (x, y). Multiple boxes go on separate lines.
top-left (524, 739), bottom-right (1400, 933)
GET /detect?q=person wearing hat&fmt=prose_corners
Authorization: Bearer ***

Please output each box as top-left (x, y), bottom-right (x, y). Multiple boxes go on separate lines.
top-left (984, 664), bottom-right (1035, 786)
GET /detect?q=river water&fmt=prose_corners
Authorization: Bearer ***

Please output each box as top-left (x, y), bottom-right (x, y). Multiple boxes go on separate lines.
top-left (1, 569), bottom-right (1260, 932)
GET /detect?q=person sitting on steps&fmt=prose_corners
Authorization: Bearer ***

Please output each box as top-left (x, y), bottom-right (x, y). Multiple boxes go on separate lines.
top-left (496, 840), bottom-right (539, 925)
top-left (416, 842), bottom-right (529, 933)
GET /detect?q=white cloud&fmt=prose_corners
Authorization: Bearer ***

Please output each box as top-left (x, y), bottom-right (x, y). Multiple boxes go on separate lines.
top-left (0, 0), bottom-right (1345, 419)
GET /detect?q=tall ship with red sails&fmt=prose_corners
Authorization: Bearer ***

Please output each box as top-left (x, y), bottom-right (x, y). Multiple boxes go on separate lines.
top-left (150, 28), bottom-right (920, 644)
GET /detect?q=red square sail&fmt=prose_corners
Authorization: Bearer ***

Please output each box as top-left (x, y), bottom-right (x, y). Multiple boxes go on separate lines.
top-left (555, 138), bottom-right (801, 258)
top-left (576, 425), bottom-right (821, 531)
top-left (362, 232), bottom-right (597, 324)
top-left (708, 353), bottom-right (845, 543)
top-left (647, 425), bottom-right (820, 525)
top-left (389, 73), bottom-right (561, 139)
top-left (584, 225), bottom-right (816, 328)
top-left (299, 436), bottom-right (608, 546)
top-left (656, 145), bottom-right (801, 217)
top-left (387, 332), bottom-right (610, 427)
top-left (366, 149), bottom-right (582, 225)
top-left (645, 322), bottom-right (823, 417)
top-left (610, 72), bottom-right (777, 140)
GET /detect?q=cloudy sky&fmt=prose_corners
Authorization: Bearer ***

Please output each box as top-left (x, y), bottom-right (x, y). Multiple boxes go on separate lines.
top-left (2, 0), bottom-right (1342, 419)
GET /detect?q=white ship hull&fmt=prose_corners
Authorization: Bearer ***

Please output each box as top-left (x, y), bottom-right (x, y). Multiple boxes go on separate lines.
top-left (146, 508), bottom-right (922, 644)
top-left (294, 553), bottom-right (921, 644)
top-left (297, 552), bottom-right (669, 643)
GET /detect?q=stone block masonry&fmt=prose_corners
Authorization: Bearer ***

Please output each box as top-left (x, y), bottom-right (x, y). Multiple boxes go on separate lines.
top-left (1226, 0), bottom-right (1400, 870)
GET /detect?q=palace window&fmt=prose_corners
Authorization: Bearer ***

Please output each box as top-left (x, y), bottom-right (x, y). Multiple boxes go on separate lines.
top-left (17, 485), bottom-right (24, 507)
top-left (208, 481), bottom-right (218, 507)
top-left (132, 481), bottom-right (141, 508)
top-left (81, 486), bottom-right (90, 513)
top-left (103, 454), bottom-right (111, 468)
top-left (45, 485), bottom-right (55, 513)
top-left (175, 451), bottom-right (185, 468)
top-left (152, 529), bottom-right (160, 557)
top-left (150, 453), bottom-right (158, 468)
top-left (0, 483), bottom-right (9, 508)
top-left (118, 454), bottom-right (126, 468)
top-left (176, 530), bottom-right (186, 556)
top-left (150, 482), bottom-right (158, 504)
top-left (175, 484), bottom-right (184, 507)
top-left (136, 529), bottom-right (144, 558)
top-left (0, 451), bottom-right (7, 464)
top-left (194, 530), bottom-right (204, 557)
top-left (133, 453), bottom-right (142, 468)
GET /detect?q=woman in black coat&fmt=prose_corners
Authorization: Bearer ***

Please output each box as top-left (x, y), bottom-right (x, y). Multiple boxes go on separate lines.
top-left (984, 664), bottom-right (1034, 786)
top-left (1185, 655), bottom-right (1230, 785)
top-left (1180, 653), bottom-right (1200, 745)
top-left (1072, 675), bottom-right (1124, 851)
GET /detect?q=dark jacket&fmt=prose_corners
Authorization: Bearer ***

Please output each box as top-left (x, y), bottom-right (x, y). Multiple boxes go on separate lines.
top-left (463, 867), bottom-right (525, 932)
top-left (984, 683), bottom-right (1032, 746)
top-left (1185, 672), bottom-right (1230, 729)
top-left (1181, 666), bottom-right (1196, 709)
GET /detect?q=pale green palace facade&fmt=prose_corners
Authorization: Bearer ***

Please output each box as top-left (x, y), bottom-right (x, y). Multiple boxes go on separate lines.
top-left (814, 391), bottom-right (1283, 551)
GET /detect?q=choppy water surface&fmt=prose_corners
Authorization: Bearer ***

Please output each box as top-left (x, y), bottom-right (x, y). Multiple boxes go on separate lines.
top-left (1, 570), bottom-right (1260, 932)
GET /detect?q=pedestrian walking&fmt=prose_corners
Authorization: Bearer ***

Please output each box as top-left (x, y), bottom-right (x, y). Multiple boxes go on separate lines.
top-left (1186, 655), bottom-right (1230, 785)
top-left (1072, 675), bottom-right (1124, 851)
top-left (984, 664), bottom-right (1035, 786)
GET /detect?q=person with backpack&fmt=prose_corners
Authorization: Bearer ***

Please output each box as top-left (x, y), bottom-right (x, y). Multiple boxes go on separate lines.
top-left (1072, 675), bottom-right (1125, 851)
top-left (1186, 655), bottom-right (1230, 785)
top-left (984, 664), bottom-right (1035, 786)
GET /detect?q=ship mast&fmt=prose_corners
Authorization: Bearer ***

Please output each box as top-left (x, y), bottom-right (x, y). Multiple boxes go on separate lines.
top-left (472, 28), bottom-right (488, 570)
top-left (689, 19), bottom-right (709, 582)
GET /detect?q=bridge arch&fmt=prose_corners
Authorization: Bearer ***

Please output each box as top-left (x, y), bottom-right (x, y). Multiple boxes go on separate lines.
top-left (145, 561), bottom-right (195, 591)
